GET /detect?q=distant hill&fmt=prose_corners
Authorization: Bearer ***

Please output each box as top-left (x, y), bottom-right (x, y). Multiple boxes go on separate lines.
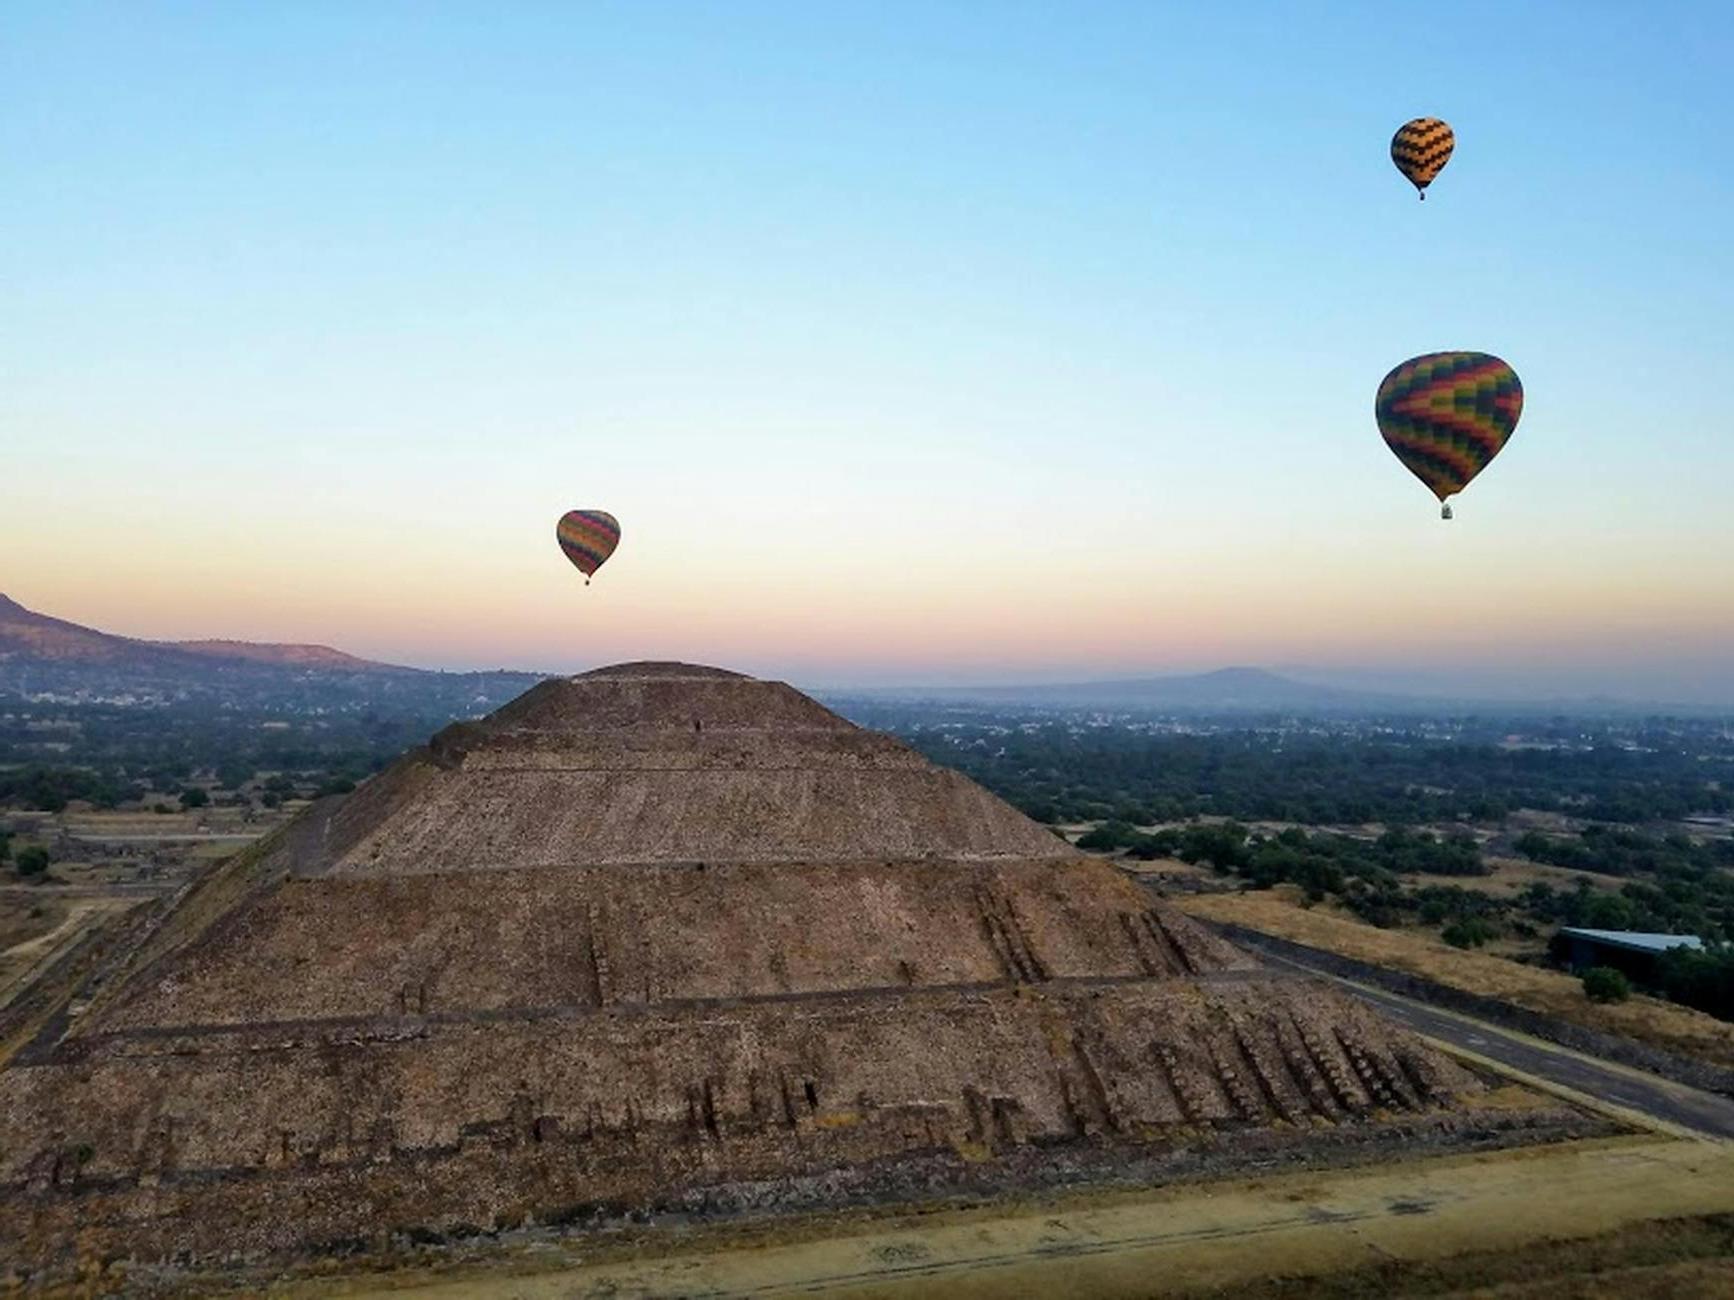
top-left (0, 594), bottom-right (543, 715)
top-left (169, 639), bottom-right (395, 671)
top-left (0, 594), bottom-right (406, 673)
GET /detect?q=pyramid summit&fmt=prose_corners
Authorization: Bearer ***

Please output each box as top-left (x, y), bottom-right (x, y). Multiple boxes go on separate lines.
top-left (1, 662), bottom-right (1509, 1273)
top-left (315, 659), bottom-right (1076, 876)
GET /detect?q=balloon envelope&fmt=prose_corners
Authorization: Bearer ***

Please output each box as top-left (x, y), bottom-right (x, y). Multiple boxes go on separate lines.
top-left (556, 510), bottom-right (621, 579)
top-left (1376, 352), bottom-right (1522, 504)
top-left (1391, 117), bottom-right (1454, 196)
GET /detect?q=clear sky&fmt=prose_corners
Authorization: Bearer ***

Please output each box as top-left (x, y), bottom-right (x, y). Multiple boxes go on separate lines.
top-left (5, 2), bottom-right (1732, 701)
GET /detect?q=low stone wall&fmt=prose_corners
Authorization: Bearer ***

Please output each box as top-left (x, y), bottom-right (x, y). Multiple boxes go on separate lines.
top-left (1207, 922), bottom-right (1734, 1099)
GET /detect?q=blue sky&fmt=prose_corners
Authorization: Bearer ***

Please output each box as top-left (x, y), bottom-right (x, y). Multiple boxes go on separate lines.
top-left (4, 2), bottom-right (1732, 700)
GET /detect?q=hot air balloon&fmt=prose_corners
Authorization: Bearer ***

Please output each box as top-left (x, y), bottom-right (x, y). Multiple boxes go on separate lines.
top-left (1391, 117), bottom-right (1454, 199)
top-left (555, 509), bottom-right (620, 584)
top-left (1376, 352), bottom-right (1522, 519)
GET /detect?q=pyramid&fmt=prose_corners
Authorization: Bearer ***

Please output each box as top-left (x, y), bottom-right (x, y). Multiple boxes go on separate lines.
top-left (0, 664), bottom-right (1493, 1270)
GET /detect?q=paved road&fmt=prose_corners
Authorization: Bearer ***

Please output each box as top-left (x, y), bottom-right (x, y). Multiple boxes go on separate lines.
top-left (1257, 946), bottom-right (1734, 1139)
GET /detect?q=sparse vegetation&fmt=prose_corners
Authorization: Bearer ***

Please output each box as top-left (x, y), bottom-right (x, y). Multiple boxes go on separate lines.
top-left (1175, 891), bottom-right (1734, 1068)
top-left (863, 711), bottom-right (1734, 828)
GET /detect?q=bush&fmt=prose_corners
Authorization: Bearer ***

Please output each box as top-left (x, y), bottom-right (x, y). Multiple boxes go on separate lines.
top-left (1176, 823), bottom-right (1251, 871)
top-left (179, 787), bottom-right (210, 809)
top-left (1581, 966), bottom-right (1632, 1004)
top-left (1076, 821), bottom-right (1136, 851)
top-left (14, 845), bottom-right (50, 878)
top-left (1441, 918), bottom-right (1497, 949)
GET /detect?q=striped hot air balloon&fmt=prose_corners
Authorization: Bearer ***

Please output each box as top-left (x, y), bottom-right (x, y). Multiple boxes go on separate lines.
top-left (1376, 353), bottom-right (1522, 519)
top-left (1391, 117), bottom-right (1454, 199)
top-left (555, 509), bottom-right (621, 584)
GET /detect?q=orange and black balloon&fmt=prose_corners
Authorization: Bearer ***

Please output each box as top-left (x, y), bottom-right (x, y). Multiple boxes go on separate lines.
top-left (1391, 117), bottom-right (1454, 199)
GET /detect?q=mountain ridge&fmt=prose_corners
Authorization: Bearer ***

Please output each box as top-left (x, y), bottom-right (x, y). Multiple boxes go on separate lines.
top-left (0, 593), bottom-right (407, 673)
top-left (0, 593), bottom-right (544, 714)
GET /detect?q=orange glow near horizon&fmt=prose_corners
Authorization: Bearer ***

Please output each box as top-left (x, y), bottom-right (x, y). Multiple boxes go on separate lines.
top-left (10, 492), bottom-right (1731, 695)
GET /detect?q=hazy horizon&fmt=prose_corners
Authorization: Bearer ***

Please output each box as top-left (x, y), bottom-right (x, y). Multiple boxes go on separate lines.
top-left (6, 3), bottom-right (1731, 704)
top-left (6, 585), bottom-right (1731, 708)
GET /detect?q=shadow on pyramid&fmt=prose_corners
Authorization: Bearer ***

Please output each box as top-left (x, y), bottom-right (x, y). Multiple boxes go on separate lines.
top-left (1, 664), bottom-right (1560, 1270)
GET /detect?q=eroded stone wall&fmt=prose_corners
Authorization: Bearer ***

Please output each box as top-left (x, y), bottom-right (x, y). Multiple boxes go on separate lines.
top-left (0, 976), bottom-right (1475, 1265)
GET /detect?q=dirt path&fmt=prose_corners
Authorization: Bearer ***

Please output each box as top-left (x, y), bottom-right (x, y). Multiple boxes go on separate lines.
top-left (0, 897), bottom-right (131, 1008)
top-left (289, 1136), bottom-right (1734, 1299)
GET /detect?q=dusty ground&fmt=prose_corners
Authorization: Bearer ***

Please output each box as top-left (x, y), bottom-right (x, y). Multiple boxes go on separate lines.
top-left (154, 1135), bottom-right (1732, 1299)
top-left (0, 894), bottom-right (135, 1007)
top-left (0, 894), bottom-right (63, 954)
top-left (0, 802), bottom-right (292, 1006)
top-left (1195, 1213), bottom-right (1734, 1298)
top-left (1173, 891), bottom-right (1734, 1070)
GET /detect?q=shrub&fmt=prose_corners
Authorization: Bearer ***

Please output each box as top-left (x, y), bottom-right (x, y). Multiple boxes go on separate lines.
top-left (1076, 821), bottom-right (1136, 851)
top-left (180, 787), bottom-right (210, 809)
top-left (1441, 918), bottom-right (1497, 949)
top-left (1581, 966), bottom-right (1632, 1004)
top-left (15, 846), bottom-right (50, 878)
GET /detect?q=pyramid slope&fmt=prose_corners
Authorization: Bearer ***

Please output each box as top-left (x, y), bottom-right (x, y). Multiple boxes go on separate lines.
top-left (0, 663), bottom-right (1536, 1275)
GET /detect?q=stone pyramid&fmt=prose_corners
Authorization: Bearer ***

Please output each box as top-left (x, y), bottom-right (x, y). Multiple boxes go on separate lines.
top-left (1, 664), bottom-right (1488, 1270)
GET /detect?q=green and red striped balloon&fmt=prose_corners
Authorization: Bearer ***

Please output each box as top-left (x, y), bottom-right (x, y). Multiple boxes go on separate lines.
top-left (1376, 352), bottom-right (1522, 514)
top-left (555, 509), bottom-right (620, 584)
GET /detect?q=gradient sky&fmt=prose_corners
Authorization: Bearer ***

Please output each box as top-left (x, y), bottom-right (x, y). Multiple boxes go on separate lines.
top-left (4, 2), bottom-right (1732, 700)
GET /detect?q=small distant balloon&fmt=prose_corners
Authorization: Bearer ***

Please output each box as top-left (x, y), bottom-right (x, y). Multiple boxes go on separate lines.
top-left (1375, 352), bottom-right (1522, 519)
top-left (556, 510), bottom-right (621, 585)
top-left (1391, 117), bottom-right (1454, 199)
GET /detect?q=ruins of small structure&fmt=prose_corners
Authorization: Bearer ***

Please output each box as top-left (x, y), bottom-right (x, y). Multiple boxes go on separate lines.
top-left (2, 664), bottom-right (1495, 1269)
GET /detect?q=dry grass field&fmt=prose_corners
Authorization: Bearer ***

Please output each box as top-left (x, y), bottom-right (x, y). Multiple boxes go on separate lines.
top-left (1174, 889), bottom-right (1734, 1070)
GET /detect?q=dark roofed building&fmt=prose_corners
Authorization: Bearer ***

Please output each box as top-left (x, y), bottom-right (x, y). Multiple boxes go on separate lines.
top-left (1554, 927), bottom-right (1704, 982)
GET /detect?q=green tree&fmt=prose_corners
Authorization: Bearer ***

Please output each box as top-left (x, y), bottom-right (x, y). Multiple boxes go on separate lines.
top-left (1578, 891), bottom-right (1636, 930)
top-left (1581, 966), bottom-right (1632, 1004)
top-left (15, 845), bottom-right (50, 878)
top-left (180, 787), bottom-right (210, 809)
top-left (1513, 830), bottom-right (1552, 861)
